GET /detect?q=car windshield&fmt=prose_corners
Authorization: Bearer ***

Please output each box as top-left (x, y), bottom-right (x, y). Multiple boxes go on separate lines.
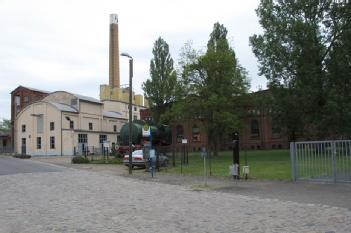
top-left (132, 150), bottom-right (143, 156)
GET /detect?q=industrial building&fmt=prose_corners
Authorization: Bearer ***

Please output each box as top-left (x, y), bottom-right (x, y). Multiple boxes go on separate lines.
top-left (11, 13), bottom-right (148, 156)
top-left (15, 91), bottom-right (126, 156)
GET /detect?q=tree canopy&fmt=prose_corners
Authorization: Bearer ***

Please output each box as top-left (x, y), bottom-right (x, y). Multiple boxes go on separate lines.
top-left (0, 118), bottom-right (11, 131)
top-left (250, 0), bottom-right (351, 139)
top-left (171, 22), bottom-right (250, 154)
top-left (142, 37), bottom-right (177, 123)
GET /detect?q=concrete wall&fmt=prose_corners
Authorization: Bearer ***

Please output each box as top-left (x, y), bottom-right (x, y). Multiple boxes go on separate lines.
top-left (43, 92), bottom-right (75, 107)
top-left (16, 102), bottom-right (62, 156)
top-left (102, 100), bottom-right (146, 120)
top-left (15, 100), bottom-right (124, 156)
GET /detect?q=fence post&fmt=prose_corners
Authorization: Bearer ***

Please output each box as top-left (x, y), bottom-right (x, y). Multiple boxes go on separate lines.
top-left (332, 141), bottom-right (337, 183)
top-left (290, 141), bottom-right (297, 181)
top-left (172, 146), bottom-right (175, 167)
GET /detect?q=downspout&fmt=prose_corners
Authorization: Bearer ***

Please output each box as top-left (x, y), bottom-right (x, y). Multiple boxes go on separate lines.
top-left (61, 112), bottom-right (63, 156)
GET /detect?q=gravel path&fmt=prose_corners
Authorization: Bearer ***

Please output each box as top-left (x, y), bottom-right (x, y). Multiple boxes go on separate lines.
top-left (0, 168), bottom-right (350, 233)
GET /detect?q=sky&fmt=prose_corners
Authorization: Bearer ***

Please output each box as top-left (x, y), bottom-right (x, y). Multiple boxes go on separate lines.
top-left (0, 0), bottom-right (266, 120)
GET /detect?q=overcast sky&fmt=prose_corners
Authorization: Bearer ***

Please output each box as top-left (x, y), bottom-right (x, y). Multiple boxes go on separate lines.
top-left (0, 0), bottom-right (266, 120)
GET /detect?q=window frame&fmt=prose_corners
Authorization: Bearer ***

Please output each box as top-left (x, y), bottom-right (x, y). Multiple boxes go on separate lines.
top-left (50, 136), bottom-right (55, 149)
top-left (36, 137), bottom-right (41, 149)
top-left (50, 122), bottom-right (55, 131)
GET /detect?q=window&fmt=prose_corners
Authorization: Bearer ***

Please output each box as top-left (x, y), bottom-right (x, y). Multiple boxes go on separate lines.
top-left (71, 98), bottom-right (77, 106)
top-left (50, 122), bottom-right (55, 131)
top-left (192, 125), bottom-right (200, 142)
top-left (78, 134), bottom-right (88, 143)
top-left (250, 119), bottom-right (260, 138)
top-left (134, 107), bottom-right (137, 111)
top-left (22, 124), bottom-right (26, 132)
top-left (37, 116), bottom-right (43, 133)
top-left (176, 125), bottom-right (184, 143)
top-left (50, 136), bottom-right (55, 149)
top-left (113, 125), bottom-right (117, 132)
top-left (99, 135), bottom-right (107, 144)
top-left (89, 122), bottom-right (93, 130)
top-left (70, 120), bottom-right (74, 129)
top-left (15, 96), bottom-right (20, 113)
top-left (36, 137), bottom-right (41, 149)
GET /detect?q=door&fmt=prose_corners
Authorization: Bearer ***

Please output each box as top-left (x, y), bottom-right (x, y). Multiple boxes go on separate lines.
top-left (21, 138), bottom-right (26, 155)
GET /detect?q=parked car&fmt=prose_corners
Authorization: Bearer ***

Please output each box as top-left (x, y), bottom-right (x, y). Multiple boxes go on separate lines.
top-left (123, 149), bottom-right (169, 168)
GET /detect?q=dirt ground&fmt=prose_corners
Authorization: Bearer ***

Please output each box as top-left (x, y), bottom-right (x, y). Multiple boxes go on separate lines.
top-left (32, 156), bottom-right (351, 210)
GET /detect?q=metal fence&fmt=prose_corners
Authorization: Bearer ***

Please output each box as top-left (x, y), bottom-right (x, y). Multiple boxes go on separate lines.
top-left (74, 146), bottom-right (109, 159)
top-left (290, 140), bottom-right (351, 182)
top-left (0, 147), bottom-right (13, 154)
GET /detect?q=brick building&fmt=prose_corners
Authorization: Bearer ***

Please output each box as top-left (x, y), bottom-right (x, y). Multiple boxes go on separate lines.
top-left (140, 90), bottom-right (289, 151)
top-left (11, 86), bottom-right (50, 149)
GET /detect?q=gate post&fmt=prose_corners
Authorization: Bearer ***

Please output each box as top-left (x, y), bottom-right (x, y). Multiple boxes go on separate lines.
top-left (332, 141), bottom-right (337, 183)
top-left (290, 141), bottom-right (297, 181)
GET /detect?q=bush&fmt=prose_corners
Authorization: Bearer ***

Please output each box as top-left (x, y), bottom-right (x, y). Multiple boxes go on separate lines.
top-left (71, 156), bottom-right (90, 164)
top-left (13, 154), bottom-right (31, 159)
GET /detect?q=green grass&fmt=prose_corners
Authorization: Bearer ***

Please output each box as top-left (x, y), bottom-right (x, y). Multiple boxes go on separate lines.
top-left (166, 150), bottom-right (291, 180)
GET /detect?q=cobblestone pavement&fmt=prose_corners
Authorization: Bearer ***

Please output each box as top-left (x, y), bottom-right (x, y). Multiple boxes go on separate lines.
top-left (0, 167), bottom-right (351, 232)
top-left (32, 156), bottom-right (351, 209)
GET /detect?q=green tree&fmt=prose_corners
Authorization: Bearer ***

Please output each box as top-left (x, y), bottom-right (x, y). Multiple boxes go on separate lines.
top-left (142, 37), bottom-right (177, 123)
top-left (250, 0), bottom-right (350, 140)
top-left (173, 23), bottom-right (249, 155)
top-left (0, 118), bottom-right (11, 131)
top-left (324, 4), bottom-right (351, 137)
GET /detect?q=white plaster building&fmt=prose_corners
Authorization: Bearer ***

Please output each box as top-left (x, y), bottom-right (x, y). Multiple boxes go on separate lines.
top-left (15, 91), bottom-right (126, 156)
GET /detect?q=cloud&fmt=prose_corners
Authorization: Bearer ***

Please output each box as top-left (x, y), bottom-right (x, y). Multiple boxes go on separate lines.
top-left (0, 0), bottom-right (266, 119)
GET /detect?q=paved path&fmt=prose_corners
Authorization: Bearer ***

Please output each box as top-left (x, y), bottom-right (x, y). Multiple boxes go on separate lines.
top-left (0, 156), bottom-right (65, 175)
top-left (0, 161), bottom-right (350, 232)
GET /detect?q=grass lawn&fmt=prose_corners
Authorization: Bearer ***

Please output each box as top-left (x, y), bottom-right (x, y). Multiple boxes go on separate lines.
top-left (166, 149), bottom-right (291, 180)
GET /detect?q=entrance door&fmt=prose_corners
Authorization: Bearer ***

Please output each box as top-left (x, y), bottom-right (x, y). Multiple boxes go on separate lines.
top-left (21, 138), bottom-right (26, 155)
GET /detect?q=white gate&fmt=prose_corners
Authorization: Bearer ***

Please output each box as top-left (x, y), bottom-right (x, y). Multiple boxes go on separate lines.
top-left (290, 140), bottom-right (351, 182)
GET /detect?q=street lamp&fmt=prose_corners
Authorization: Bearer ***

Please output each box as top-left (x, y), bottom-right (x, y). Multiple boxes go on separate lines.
top-left (121, 52), bottom-right (133, 175)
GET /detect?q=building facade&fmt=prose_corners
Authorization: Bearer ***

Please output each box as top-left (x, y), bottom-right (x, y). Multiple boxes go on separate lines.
top-left (15, 91), bottom-right (126, 156)
top-left (11, 86), bottom-right (49, 149)
top-left (140, 91), bottom-right (289, 151)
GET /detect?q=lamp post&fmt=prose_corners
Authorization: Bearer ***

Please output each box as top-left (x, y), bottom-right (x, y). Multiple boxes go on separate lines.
top-left (121, 52), bottom-right (133, 175)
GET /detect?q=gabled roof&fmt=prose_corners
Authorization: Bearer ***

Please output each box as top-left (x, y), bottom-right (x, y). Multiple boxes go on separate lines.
top-left (11, 85), bottom-right (50, 94)
top-left (49, 102), bottom-right (78, 113)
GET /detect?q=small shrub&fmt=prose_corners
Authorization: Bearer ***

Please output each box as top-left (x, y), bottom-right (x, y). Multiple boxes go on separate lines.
top-left (13, 154), bottom-right (31, 159)
top-left (71, 156), bottom-right (90, 164)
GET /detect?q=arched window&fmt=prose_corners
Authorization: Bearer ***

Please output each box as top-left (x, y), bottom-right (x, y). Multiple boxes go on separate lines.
top-left (250, 119), bottom-right (259, 138)
top-left (192, 125), bottom-right (200, 142)
top-left (176, 125), bottom-right (184, 143)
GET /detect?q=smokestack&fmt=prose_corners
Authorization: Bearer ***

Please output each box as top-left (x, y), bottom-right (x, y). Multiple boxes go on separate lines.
top-left (109, 14), bottom-right (120, 88)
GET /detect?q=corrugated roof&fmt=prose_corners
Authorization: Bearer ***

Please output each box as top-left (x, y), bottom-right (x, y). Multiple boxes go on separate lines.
top-left (73, 93), bottom-right (102, 104)
top-left (103, 111), bottom-right (123, 118)
top-left (11, 85), bottom-right (50, 94)
top-left (49, 102), bottom-right (78, 113)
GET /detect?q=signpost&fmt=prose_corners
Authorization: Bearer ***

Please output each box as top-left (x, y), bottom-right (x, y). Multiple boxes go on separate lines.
top-left (232, 132), bottom-right (240, 179)
top-left (201, 146), bottom-right (207, 186)
top-left (180, 138), bottom-right (188, 174)
top-left (103, 141), bottom-right (109, 163)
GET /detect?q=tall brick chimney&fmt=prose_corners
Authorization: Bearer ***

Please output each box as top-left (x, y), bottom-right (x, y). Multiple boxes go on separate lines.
top-left (109, 14), bottom-right (120, 88)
